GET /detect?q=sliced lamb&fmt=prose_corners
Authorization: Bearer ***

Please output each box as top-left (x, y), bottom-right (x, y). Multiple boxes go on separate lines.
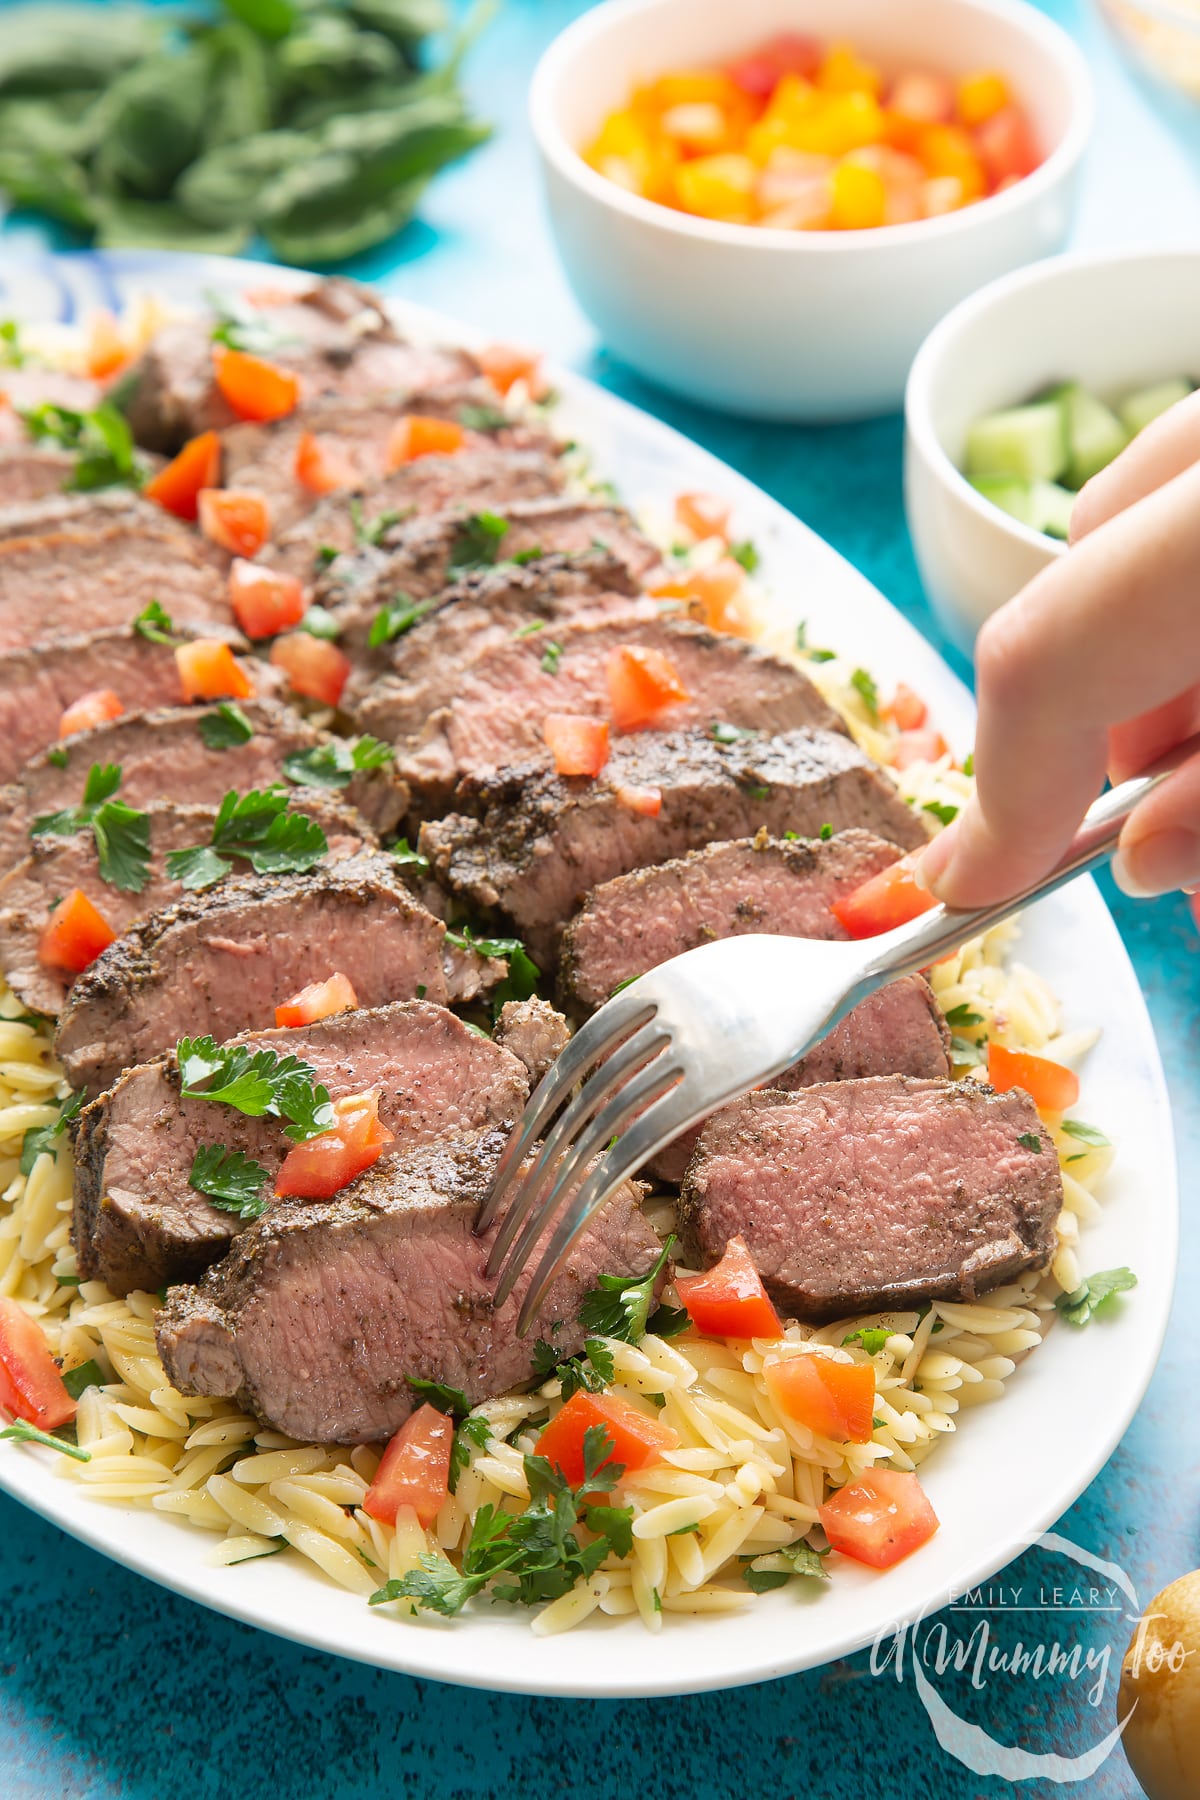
top-left (156, 1131), bottom-right (663, 1443)
top-left (0, 444), bottom-right (78, 505)
top-left (678, 1076), bottom-right (1063, 1322)
top-left (54, 852), bottom-right (503, 1095)
top-left (420, 728), bottom-right (928, 966)
top-left (494, 996), bottom-right (571, 1088)
top-left (0, 489), bottom-right (179, 545)
top-left (0, 366), bottom-right (101, 415)
top-left (0, 524), bottom-right (231, 652)
top-left (74, 1001), bottom-right (532, 1295)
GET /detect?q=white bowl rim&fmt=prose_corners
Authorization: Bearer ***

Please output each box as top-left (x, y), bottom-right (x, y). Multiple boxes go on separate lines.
top-left (904, 241), bottom-right (1200, 558)
top-left (529, 0), bottom-right (1094, 254)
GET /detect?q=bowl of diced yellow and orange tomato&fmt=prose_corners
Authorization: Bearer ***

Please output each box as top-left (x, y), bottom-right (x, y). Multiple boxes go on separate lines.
top-left (530, 0), bottom-right (1092, 419)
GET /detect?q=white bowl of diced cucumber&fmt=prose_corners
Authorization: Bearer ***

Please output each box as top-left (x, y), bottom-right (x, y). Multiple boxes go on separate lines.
top-left (904, 245), bottom-right (1200, 651)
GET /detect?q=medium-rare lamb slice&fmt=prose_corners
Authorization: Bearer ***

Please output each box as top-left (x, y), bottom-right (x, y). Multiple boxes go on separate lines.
top-left (55, 853), bottom-right (503, 1094)
top-left (0, 697), bottom-right (405, 878)
top-left (679, 1076), bottom-right (1063, 1322)
top-left (420, 728), bottom-right (928, 966)
top-left (0, 621), bottom-right (265, 787)
top-left (0, 524), bottom-right (231, 651)
top-left (74, 1000), bottom-right (532, 1295)
top-left (156, 1131), bottom-right (664, 1443)
top-left (0, 443), bottom-right (77, 504)
top-left (0, 488), bottom-right (182, 545)
top-left (0, 794), bottom-right (371, 1018)
top-left (494, 996), bottom-right (571, 1088)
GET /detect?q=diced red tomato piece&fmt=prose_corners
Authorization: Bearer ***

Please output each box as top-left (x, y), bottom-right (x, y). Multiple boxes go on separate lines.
top-left (764, 1353), bottom-right (875, 1443)
top-left (176, 638), bottom-right (254, 703)
top-left (85, 309), bottom-right (129, 381)
top-left (0, 1298), bottom-right (77, 1431)
top-left (386, 415), bottom-right (466, 469)
top-left (275, 1089), bottom-right (394, 1200)
top-left (606, 644), bottom-right (690, 731)
top-left (819, 1468), bottom-right (939, 1569)
top-left (293, 430), bottom-right (358, 495)
top-left (891, 727), bottom-right (950, 770)
top-left (212, 345), bottom-right (300, 423)
top-left (832, 851), bottom-right (938, 938)
top-left (729, 31), bottom-right (820, 94)
top-left (727, 54), bottom-right (786, 99)
top-left (197, 488), bottom-right (270, 558)
top-left (37, 887), bottom-right (116, 976)
top-left (269, 632), bottom-right (351, 707)
top-left (675, 1235), bottom-right (782, 1339)
top-left (143, 431), bottom-right (221, 522)
top-left (544, 713), bottom-right (610, 777)
top-left (974, 106), bottom-right (1039, 188)
top-left (275, 971), bottom-right (359, 1029)
top-left (363, 1403), bottom-right (454, 1526)
top-left (987, 1043), bottom-right (1080, 1112)
top-left (59, 688), bottom-right (123, 738)
top-left (884, 683), bottom-right (928, 732)
top-left (615, 783), bottom-right (662, 817)
top-left (535, 1390), bottom-right (678, 1487)
top-left (478, 342), bottom-right (545, 398)
top-left (228, 558), bottom-right (305, 640)
top-left (675, 491), bottom-right (731, 542)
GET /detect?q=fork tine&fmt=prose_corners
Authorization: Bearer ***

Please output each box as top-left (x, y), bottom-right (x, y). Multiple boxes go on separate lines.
top-left (492, 1052), bottom-right (683, 1313)
top-left (483, 1020), bottom-right (671, 1278)
top-left (474, 993), bottom-right (657, 1234)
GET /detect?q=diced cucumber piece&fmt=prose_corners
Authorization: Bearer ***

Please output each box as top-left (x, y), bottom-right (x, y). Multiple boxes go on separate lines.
top-left (1031, 480), bottom-right (1075, 540)
top-left (1119, 378), bottom-right (1195, 437)
top-left (965, 401), bottom-right (1067, 483)
top-left (969, 474), bottom-right (1038, 527)
top-left (1049, 383), bottom-right (1128, 487)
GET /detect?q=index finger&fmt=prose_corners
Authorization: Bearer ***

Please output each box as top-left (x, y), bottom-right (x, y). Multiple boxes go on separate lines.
top-left (1070, 387), bottom-right (1200, 544)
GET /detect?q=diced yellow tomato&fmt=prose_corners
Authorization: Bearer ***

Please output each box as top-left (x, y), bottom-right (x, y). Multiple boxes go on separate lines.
top-left (275, 971), bottom-right (359, 1029)
top-left (364, 1404), bottom-right (454, 1527)
top-left (674, 153), bottom-right (757, 222)
top-left (0, 1299), bottom-right (77, 1431)
top-left (956, 69), bottom-right (1010, 128)
top-left (817, 41), bottom-right (882, 98)
top-left (212, 346), bottom-right (299, 423)
top-left (38, 888), bottom-right (116, 976)
top-left (269, 631), bottom-right (351, 707)
top-left (987, 1043), bottom-right (1080, 1113)
top-left (535, 1390), bottom-right (678, 1487)
top-left (764, 1352), bottom-right (875, 1442)
top-left (386, 415), bottom-right (466, 469)
top-left (59, 688), bottom-right (123, 738)
top-left (143, 431), bottom-right (221, 522)
top-left (830, 160), bottom-right (886, 228)
top-left (197, 488), bottom-right (270, 558)
top-left (176, 638), bottom-right (254, 704)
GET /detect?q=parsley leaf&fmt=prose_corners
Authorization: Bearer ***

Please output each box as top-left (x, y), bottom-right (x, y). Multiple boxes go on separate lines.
top-left (132, 599), bottom-right (177, 645)
top-left (1055, 1267), bottom-right (1137, 1328)
top-left (391, 836), bottom-right (430, 874)
top-left (819, 822), bottom-right (834, 841)
top-left (283, 737), bottom-right (392, 791)
top-left (92, 799), bottom-right (151, 892)
top-left (533, 1336), bottom-right (615, 1402)
top-left (368, 593), bottom-right (434, 648)
top-left (0, 1419), bottom-right (91, 1462)
top-left (21, 401), bottom-right (143, 492)
top-left (209, 294), bottom-right (301, 357)
top-left (850, 668), bottom-right (880, 721)
top-left (18, 1085), bottom-right (81, 1175)
top-left (459, 402), bottom-right (508, 431)
top-left (808, 648), bottom-right (837, 664)
top-left (198, 704), bottom-right (255, 750)
top-left (962, 751), bottom-right (975, 777)
top-left (710, 720), bottom-right (756, 744)
top-left (0, 319), bottom-right (23, 366)
top-left (350, 500), bottom-right (407, 547)
top-left (539, 640), bottom-right (563, 675)
top-left (1061, 1119), bottom-right (1111, 1150)
top-left (729, 538), bottom-right (759, 573)
top-left (842, 1327), bottom-right (891, 1355)
top-left (444, 926), bottom-right (540, 1013)
top-left (578, 1238), bottom-right (674, 1345)
top-left (923, 800), bottom-right (959, 826)
top-left (943, 1004), bottom-right (985, 1028)
top-left (512, 619), bottom-right (545, 638)
top-left (61, 1360), bottom-right (104, 1401)
top-left (510, 545), bottom-right (544, 566)
top-left (742, 1540), bottom-right (830, 1592)
top-left (299, 605), bottom-right (341, 641)
top-left (449, 511), bottom-right (508, 571)
top-left (1018, 1131), bottom-right (1044, 1153)
top-left (407, 1377), bottom-right (472, 1416)
top-left (950, 1035), bottom-right (985, 1067)
top-left (165, 789), bottom-right (327, 890)
top-left (189, 1145), bottom-right (270, 1218)
top-left (177, 1036), bottom-right (333, 1142)
top-left (46, 747), bottom-right (70, 770)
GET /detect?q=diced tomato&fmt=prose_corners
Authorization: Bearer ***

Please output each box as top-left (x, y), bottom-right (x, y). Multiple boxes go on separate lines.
top-left (884, 683), bottom-right (928, 732)
top-left (228, 558), bottom-right (305, 640)
top-left (819, 1468), bottom-right (939, 1569)
top-left (675, 491), bottom-right (731, 542)
top-left (478, 342), bottom-right (545, 399)
top-left (275, 971), bottom-right (359, 1029)
top-left (143, 431), bottom-right (221, 522)
top-left (197, 488), bottom-right (270, 558)
top-left (544, 713), bottom-right (610, 777)
top-left (987, 1043), bottom-right (1080, 1112)
top-left (0, 1298), bottom-right (76, 1432)
top-left (176, 638), bottom-right (254, 703)
top-left (386, 415), bottom-right (466, 469)
top-left (832, 851), bottom-right (938, 938)
top-left (293, 430), bottom-right (358, 495)
top-left (212, 345), bottom-right (300, 423)
top-left (764, 1353), bottom-right (875, 1443)
top-left (891, 727), bottom-right (950, 770)
top-left (37, 887), bottom-right (116, 976)
top-left (59, 688), bottom-right (123, 738)
top-left (269, 632), bottom-right (351, 707)
top-left (535, 1390), bottom-right (678, 1487)
top-left (727, 54), bottom-right (786, 99)
top-left (675, 1235), bottom-right (782, 1339)
top-left (606, 644), bottom-right (690, 731)
top-left (85, 309), bottom-right (129, 381)
top-left (615, 783), bottom-right (662, 817)
top-left (275, 1089), bottom-right (394, 1200)
top-left (888, 71), bottom-right (955, 125)
top-left (974, 106), bottom-right (1039, 188)
top-left (363, 1403), bottom-right (454, 1526)
top-left (728, 31), bottom-right (820, 96)
top-left (650, 560), bottom-right (751, 636)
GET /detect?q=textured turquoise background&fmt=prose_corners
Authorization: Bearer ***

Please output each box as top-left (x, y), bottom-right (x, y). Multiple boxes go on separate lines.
top-left (2, 2), bottom-right (1199, 1794)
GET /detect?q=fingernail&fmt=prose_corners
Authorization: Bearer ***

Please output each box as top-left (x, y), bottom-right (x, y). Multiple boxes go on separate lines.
top-left (1113, 828), bottom-right (1200, 898)
top-left (915, 825), bottom-right (957, 897)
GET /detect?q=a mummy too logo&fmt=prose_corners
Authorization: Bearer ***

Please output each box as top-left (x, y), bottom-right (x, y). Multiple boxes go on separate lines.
top-left (869, 1533), bottom-right (1182, 1782)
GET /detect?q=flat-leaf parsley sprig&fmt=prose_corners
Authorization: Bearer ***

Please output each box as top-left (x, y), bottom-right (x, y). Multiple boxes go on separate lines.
top-left (31, 761), bottom-right (151, 893)
top-left (165, 788), bottom-right (327, 890)
top-left (176, 1036), bottom-right (333, 1142)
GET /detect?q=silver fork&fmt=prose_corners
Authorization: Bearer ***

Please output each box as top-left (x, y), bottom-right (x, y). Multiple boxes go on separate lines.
top-left (478, 746), bottom-right (1188, 1334)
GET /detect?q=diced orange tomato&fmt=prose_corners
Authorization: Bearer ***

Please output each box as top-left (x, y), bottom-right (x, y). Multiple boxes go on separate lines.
top-left (606, 644), bottom-right (690, 731)
top-left (544, 713), bottom-right (610, 778)
top-left (974, 105), bottom-right (1040, 187)
top-left (535, 1390), bottom-right (678, 1487)
top-left (212, 345), bottom-right (300, 423)
top-left (0, 1298), bottom-right (77, 1431)
top-left (59, 688), bottom-right (123, 738)
top-left (819, 1468), bottom-right (939, 1568)
top-left (228, 558), bottom-right (305, 640)
top-left (478, 343), bottom-right (545, 399)
top-left (294, 430), bottom-right (358, 495)
top-left (675, 491), bottom-right (731, 542)
top-left (176, 638), bottom-right (254, 704)
top-left (987, 1043), bottom-right (1080, 1112)
top-left (85, 309), bottom-right (129, 381)
top-left (764, 1352), bottom-right (875, 1443)
top-left (386, 415), bottom-right (466, 469)
top-left (892, 727), bottom-right (950, 770)
top-left (269, 632), bottom-right (351, 707)
top-left (197, 488), bottom-right (270, 558)
top-left (363, 1404), bottom-right (454, 1526)
top-left (675, 1235), bottom-right (782, 1339)
top-left (915, 123), bottom-right (986, 201)
top-left (650, 559), bottom-right (751, 635)
top-left (818, 42), bottom-right (882, 98)
top-left (674, 153), bottom-right (757, 223)
top-left (615, 783), bottom-right (663, 818)
top-left (887, 71), bottom-right (954, 130)
top-left (956, 69), bottom-right (1010, 128)
top-left (143, 431), bottom-right (221, 522)
top-left (884, 683), bottom-right (928, 732)
top-left (832, 850), bottom-right (938, 938)
top-left (275, 971), bottom-right (359, 1029)
top-left (37, 888), bottom-right (116, 976)
top-left (275, 1089), bottom-right (394, 1200)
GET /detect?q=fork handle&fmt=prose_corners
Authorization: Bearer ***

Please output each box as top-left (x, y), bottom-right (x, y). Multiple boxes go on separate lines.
top-left (861, 729), bottom-right (1200, 985)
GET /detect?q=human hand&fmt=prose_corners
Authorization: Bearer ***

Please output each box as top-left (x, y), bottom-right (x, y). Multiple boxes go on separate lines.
top-left (918, 389), bottom-right (1200, 908)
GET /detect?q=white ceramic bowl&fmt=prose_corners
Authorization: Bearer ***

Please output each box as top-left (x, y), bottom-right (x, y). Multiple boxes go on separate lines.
top-left (904, 245), bottom-right (1200, 653)
top-left (529, 0), bottom-right (1092, 421)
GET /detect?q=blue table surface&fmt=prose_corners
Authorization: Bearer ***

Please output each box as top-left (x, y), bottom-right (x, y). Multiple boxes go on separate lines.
top-left (2, 2), bottom-right (1199, 1794)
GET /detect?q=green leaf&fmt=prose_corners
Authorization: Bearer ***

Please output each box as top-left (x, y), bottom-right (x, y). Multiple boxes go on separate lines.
top-left (842, 1327), bottom-right (891, 1355)
top-left (368, 593), bottom-right (434, 647)
top-left (577, 1238), bottom-right (674, 1346)
top-left (1061, 1119), bottom-right (1111, 1150)
top-left (0, 1419), bottom-right (90, 1463)
top-left (922, 800), bottom-right (959, 826)
top-left (808, 648), bottom-right (836, 664)
top-left (950, 1035), bottom-right (985, 1067)
top-left (167, 845), bottom-right (233, 891)
top-left (1055, 1267), bottom-right (1137, 1328)
top-left (46, 747), bottom-right (69, 770)
top-left (61, 1359), bottom-right (104, 1401)
top-left (448, 510), bottom-right (507, 571)
top-left (729, 538), bottom-right (759, 573)
top-left (199, 704), bottom-right (255, 751)
top-left (20, 401), bottom-right (143, 492)
top-left (444, 926), bottom-right (539, 1010)
top-left (0, 320), bottom-right (24, 367)
top-left (1017, 1131), bottom-right (1044, 1153)
top-left (177, 1036), bottom-right (333, 1141)
top-left (962, 751), bottom-right (975, 778)
top-left (222, 0), bottom-right (297, 42)
top-left (539, 640), bottom-right (563, 675)
top-left (91, 799), bottom-right (151, 893)
top-left (299, 605), bottom-right (341, 641)
top-left (943, 1004), bottom-right (985, 1029)
top-left (406, 1377), bottom-right (471, 1417)
top-left (391, 836), bottom-right (430, 873)
top-left (710, 721), bottom-right (755, 744)
top-left (133, 599), bottom-right (177, 644)
top-left (459, 402), bottom-right (508, 432)
top-left (166, 788), bottom-right (328, 888)
top-left (646, 1302), bottom-right (689, 1339)
top-left (819, 822), bottom-right (834, 841)
top-left (19, 1124), bottom-right (57, 1177)
top-left (449, 1413), bottom-right (491, 1493)
top-left (742, 1540), bottom-right (830, 1593)
top-left (370, 1555), bottom-right (487, 1617)
top-left (351, 501), bottom-right (407, 547)
top-left (849, 667), bottom-right (879, 721)
top-left (189, 1144), bottom-right (270, 1218)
